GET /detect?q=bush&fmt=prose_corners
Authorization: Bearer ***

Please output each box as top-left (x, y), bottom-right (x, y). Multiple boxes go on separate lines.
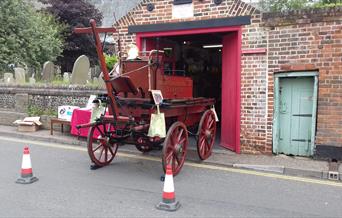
top-left (104, 54), bottom-right (118, 71)
top-left (28, 105), bottom-right (57, 117)
top-left (0, 0), bottom-right (65, 72)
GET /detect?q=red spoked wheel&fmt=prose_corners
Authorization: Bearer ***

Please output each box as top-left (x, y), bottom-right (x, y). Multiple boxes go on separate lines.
top-left (87, 123), bottom-right (118, 167)
top-left (162, 121), bottom-right (188, 176)
top-left (197, 109), bottom-right (217, 160)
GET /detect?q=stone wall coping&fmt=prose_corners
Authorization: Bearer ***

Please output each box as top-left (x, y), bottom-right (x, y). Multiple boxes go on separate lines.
top-left (0, 84), bottom-right (106, 97)
top-left (262, 6), bottom-right (342, 27)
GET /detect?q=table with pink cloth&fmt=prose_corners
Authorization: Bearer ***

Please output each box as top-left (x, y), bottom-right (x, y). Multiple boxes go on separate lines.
top-left (70, 108), bottom-right (102, 138)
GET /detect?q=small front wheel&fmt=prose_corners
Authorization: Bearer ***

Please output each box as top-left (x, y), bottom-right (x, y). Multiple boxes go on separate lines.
top-left (162, 121), bottom-right (188, 176)
top-left (87, 123), bottom-right (118, 167)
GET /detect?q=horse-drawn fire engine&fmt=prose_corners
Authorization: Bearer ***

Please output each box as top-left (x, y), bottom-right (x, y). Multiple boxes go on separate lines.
top-left (75, 20), bottom-right (217, 176)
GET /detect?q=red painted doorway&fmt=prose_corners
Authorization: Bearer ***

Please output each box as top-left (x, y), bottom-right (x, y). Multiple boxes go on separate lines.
top-left (221, 31), bottom-right (241, 153)
top-left (136, 27), bottom-right (241, 153)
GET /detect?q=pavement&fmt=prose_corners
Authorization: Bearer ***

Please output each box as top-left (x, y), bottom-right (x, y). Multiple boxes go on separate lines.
top-left (0, 124), bottom-right (340, 181)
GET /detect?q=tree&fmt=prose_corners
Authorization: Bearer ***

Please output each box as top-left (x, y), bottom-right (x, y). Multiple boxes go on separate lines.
top-left (0, 0), bottom-right (64, 72)
top-left (259, 0), bottom-right (342, 12)
top-left (39, 0), bottom-right (103, 72)
top-left (321, 0), bottom-right (340, 3)
top-left (259, 0), bottom-right (311, 12)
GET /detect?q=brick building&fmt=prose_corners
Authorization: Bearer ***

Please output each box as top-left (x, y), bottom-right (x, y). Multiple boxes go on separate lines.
top-left (112, 0), bottom-right (342, 159)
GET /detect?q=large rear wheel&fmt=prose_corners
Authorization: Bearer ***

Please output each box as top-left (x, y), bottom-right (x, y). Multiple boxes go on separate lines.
top-left (162, 121), bottom-right (188, 176)
top-left (87, 123), bottom-right (118, 167)
top-left (196, 110), bottom-right (217, 160)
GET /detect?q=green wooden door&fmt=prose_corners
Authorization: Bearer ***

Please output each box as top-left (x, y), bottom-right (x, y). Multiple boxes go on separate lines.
top-left (278, 77), bottom-right (314, 156)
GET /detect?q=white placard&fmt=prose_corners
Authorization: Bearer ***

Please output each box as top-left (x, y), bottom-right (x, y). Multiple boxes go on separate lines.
top-left (172, 3), bottom-right (194, 19)
top-left (150, 90), bottom-right (163, 105)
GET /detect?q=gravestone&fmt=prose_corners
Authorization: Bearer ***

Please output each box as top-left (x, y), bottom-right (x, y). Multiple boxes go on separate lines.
top-left (14, 67), bottom-right (26, 84)
top-left (41, 61), bottom-right (55, 82)
top-left (29, 73), bottom-right (36, 84)
top-left (93, 77), bottom-right (99, 86)
top-left (70, 55), bottom-right (90, 85)
top-left (63, 72), bottom-right (70, 83)
top-left (98, 72), bottom-right (106, 89)
top-left (4, 73), bottom-right (15, 84)
top-left (94, 65), bottom-right (101, 77)
top-left (88, 69), bottom-right (92, 81)
top-left (90, 67), bottom-right (96, 78)
top-left (55, 65), bottom-right (61, 76)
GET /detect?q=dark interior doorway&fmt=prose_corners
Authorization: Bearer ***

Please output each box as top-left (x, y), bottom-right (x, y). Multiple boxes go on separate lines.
top-left (142, 33), bottom-right (223, 147)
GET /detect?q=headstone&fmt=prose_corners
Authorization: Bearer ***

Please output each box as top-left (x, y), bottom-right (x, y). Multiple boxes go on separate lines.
top-left (55, 65), bottom-right (61, 76)
top-left (26, 67), bottom-right (35, 79)
top-left (29, 73), bottom-right (36, 84)
top-left (88, 69), bottom-right (92, 81)
top-left (29, 78), bottom-right (36, 84)
top-left (63, 72), bottom-right (70, 83)
top-left (95, 65), bottom-right (101, 76)
top-left (98, 72), bottom-right (106, 89)
top-left (90, 67), bottom-right (96, 78)
top-left (4, 73), bottom-right (15, 84)
top-left (70, 55), bottom-right (90, 85)
top-left (41, 61), bottom-right (55, 82)
top-left (93, 77), bottom-right (99, 86)
top-left (14, 67), bottom-right (26, 84)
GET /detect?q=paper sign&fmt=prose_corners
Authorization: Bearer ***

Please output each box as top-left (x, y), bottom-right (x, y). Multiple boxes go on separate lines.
top-left (172, 3), bottom-right (193, 19)
top-left (151, 90), bottom-right (164, 105)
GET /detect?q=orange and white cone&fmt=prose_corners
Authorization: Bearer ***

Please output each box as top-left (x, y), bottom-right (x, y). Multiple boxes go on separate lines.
top-left (156, 165), bottom-right (180, 211)
top-left (16, 146), bottom-right (38, 184)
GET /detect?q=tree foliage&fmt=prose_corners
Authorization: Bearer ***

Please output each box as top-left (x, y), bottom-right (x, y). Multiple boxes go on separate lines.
top-left (259, 0), bottom-right (342, 12)
top-left (39, 0), bottom-right (103, 72)
top-left (0, 0), bottom-right (64, 72)
top-left (321, 0), bottom-right (341, 3)
top-left (259, 0), bottom-right (311, 12)
top-left (314, 0), bottom-right (342, 7)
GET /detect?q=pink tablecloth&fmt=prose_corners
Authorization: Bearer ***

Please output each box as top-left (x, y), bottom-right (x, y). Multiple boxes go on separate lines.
top-left (70, 108), bottom-right (93, 138)
top-left (70, 108), bottom-right (112, 139)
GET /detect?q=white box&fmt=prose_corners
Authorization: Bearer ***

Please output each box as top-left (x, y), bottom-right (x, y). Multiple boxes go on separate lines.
top-left (58, 106), bottom-right (80, 121)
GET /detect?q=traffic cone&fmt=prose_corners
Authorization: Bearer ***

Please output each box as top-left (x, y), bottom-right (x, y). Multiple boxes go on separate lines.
top-left (16, 146), bottom-right (38, 184)
top-left (156, 165), bottom-right (180, 211)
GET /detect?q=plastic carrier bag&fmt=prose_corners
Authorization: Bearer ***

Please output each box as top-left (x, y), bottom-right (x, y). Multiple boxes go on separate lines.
top-left (148, 105), bottom-right (166, 138)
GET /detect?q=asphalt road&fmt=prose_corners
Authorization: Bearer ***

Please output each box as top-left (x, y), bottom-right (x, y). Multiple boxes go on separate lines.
top-left (0, 136), bottom-right (341, 217)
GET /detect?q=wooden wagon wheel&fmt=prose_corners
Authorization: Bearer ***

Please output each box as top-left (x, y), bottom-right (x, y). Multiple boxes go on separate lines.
top-left (162, 121), bottom-right (188, 176)
top-left (196, 109), bottom-right (217, 160)
top-left (87, 123), bottom-right (118, 167)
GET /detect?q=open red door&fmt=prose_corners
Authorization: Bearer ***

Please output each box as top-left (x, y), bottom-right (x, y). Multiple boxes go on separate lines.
top-left (221, 30), bottom-right (241, 153)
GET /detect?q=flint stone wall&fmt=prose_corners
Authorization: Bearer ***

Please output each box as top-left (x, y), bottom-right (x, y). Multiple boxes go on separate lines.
top-left (0, 84), bottom-right (106, 126)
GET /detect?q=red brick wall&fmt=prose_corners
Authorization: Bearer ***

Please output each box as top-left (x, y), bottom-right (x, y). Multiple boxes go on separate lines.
top-left (114, 0), bottom-right (342, 154)
top-left (240, 14), bottom-right (269, 154)
top-left (263, 8), bottom-right (342, 149)
top-left (115, 0), bottom-right (257, 51)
